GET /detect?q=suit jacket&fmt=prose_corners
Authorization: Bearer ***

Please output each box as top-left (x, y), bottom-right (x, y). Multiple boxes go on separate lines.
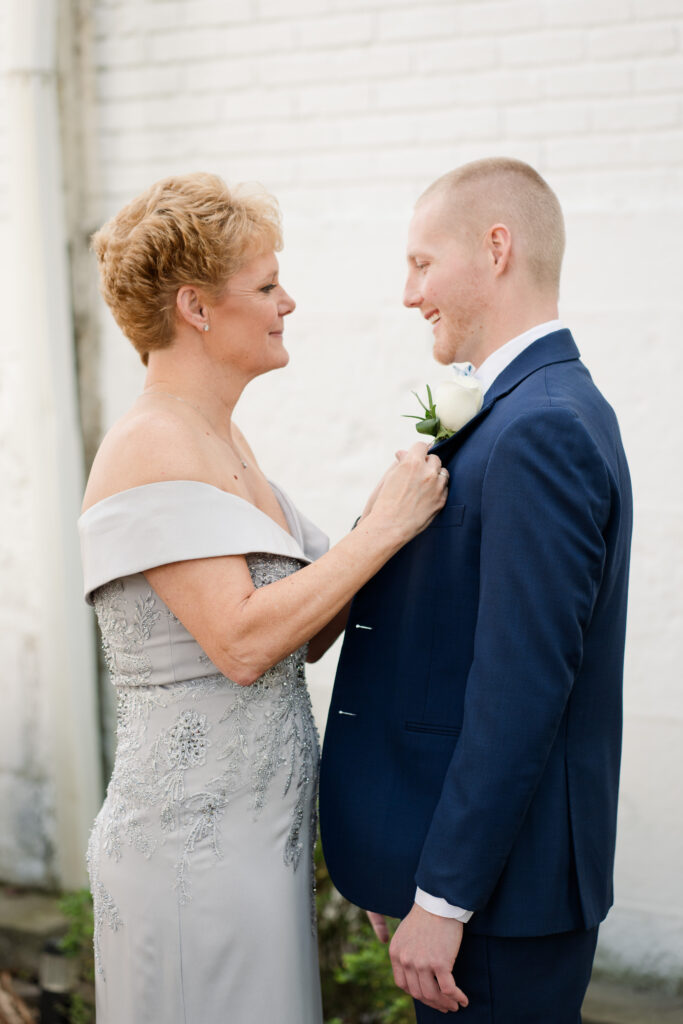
top-left (319, 330), bottom-right (632, 938)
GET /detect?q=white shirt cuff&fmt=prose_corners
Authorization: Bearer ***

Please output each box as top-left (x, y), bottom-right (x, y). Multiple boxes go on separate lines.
top-left (414, 887), bottom-right (473, 922)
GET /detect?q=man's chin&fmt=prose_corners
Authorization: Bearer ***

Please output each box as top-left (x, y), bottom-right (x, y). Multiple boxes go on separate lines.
top-left (433, 331), bottom-right (475, 367)
top-left (432, 339), bottom-right (457, 366)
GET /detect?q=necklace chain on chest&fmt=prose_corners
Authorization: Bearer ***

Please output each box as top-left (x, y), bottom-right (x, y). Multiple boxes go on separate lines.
top-left (144, 390), bottom-right (249, 469)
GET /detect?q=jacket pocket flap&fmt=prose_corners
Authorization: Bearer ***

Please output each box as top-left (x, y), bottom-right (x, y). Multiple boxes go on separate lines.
top-left (405, 720), bottom-right (462, 737)
top-left (430, 504), bottom-right (465, 528)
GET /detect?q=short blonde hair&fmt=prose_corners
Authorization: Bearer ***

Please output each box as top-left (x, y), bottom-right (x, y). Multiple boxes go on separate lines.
top-left (420, 158), bottom-right (565, 293)
top-left (92, 172), bottom-right (283, 364)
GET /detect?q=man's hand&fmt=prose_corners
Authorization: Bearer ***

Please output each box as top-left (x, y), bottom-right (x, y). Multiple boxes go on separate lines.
top-left (389, 903), bottom-right (469, 1013)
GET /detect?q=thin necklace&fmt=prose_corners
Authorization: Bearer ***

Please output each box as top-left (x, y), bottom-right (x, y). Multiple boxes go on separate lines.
top-left (143, 390), bottom-right (249, 469)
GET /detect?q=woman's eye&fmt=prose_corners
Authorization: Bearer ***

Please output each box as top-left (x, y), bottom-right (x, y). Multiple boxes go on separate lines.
top-left (261, 283), bottom-right (277, 293)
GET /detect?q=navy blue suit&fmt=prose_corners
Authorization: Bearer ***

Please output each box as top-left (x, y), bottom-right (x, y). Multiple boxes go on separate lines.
top-left (320, 331), bottom-right (632, 1018)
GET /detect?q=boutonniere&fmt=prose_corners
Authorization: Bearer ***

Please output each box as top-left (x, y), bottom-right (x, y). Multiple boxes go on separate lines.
top-left (405, 363), bottom-right (484, 442)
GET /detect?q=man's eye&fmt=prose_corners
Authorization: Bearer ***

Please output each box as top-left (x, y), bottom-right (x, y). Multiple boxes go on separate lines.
top-left (415, 263), bottom-right (428, 272)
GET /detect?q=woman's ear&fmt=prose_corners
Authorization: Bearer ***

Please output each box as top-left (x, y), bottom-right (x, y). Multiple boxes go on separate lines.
top-left (488, 222), bottom-right (512, 276)
top-left (176, 285), bottom-right (209, 333)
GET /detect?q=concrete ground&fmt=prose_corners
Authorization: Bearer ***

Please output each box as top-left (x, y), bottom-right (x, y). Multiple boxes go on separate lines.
top-left (0, 886), bottom-right (68, 974)
top-left (582, 975), bottom-right (683, 1024)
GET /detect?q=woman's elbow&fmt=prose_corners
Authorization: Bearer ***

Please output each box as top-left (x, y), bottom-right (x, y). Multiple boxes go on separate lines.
top-left (211, 642), bottom-right (266, 688)
top-left (227, 665), bottom-right (261, 687)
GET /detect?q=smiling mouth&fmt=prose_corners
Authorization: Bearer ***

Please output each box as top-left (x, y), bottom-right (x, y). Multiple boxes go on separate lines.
top-left (427, 311), bottom-right (441, 325)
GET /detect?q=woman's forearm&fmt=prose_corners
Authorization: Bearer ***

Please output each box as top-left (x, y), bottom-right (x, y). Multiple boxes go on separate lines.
top-left (214, 517), bottom-right (404, 683)
top-left (143, 444), bottom-right (446, 686)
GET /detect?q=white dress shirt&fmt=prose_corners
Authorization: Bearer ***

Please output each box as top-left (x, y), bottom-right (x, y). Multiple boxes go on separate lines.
top-left (414, 319), bottom-right (565, 923)
top-left (473, 319), bottom-right (564, 394)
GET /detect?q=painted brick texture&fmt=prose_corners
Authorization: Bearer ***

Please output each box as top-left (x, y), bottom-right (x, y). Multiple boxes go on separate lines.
top-left (88, 0), bottom-right (682, 207)
top-left (0, 3), bottom-right (59, 886)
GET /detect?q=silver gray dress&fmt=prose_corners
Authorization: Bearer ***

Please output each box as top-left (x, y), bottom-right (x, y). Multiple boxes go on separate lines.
top-left (78, 480), bottom-right (328, 1024)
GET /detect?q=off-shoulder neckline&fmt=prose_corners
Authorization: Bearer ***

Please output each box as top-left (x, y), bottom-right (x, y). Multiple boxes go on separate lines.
top-left (78, 479), bottom-right (295, 541)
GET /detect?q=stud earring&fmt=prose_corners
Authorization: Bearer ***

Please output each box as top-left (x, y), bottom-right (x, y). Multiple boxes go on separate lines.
top-left (202, 324), bottom-right (209, 332)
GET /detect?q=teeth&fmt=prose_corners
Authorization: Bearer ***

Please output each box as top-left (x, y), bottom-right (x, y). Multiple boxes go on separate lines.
top-left (428, 312), bottom-right (440, 324)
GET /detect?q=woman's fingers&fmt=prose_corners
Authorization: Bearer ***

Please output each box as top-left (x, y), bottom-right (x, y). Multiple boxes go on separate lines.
top-left (368, 438), bottom-right (448, 540)
top-left (366, 910), bottom-right (390, 943)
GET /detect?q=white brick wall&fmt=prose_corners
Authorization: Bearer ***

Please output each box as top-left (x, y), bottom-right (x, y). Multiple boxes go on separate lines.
top-left (0, 6), bottom-right (8, 224)
top-left (1, 0), bottom-right (682, 983)
top-left (86, 0), bottom-right (683, 212)
top-left (0, 3), bottom-right (59, 886)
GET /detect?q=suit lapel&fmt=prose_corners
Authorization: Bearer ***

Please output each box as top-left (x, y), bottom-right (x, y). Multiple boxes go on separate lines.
top-left (429, 329), bottom-right (581, 459)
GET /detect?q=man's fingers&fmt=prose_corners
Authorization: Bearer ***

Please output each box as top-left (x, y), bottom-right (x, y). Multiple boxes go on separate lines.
top-left (389, 905), bottom-right (465, 1012)
top-left (435, 967), bottom-right (469, 1010)
top-left (402, 965), bottom-right (426, 1005)
top-left (392, 955), bottom-right (456, 1014)
top-left (392, 951), bottom-right (467, 1013)
top-left (391, 955), bottom-right (407, 993)
top-left (416, 968), bottom-right (450, 1010)
top-left (454, 985), bottom-right (469, 1008)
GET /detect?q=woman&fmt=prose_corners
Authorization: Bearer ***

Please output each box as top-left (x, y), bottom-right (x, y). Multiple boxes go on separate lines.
top-left (79, 172), bottom-right (447, 1023)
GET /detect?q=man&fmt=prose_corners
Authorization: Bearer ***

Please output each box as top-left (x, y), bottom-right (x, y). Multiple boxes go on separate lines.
top-left (319, 158), bottom-right (632, 1022)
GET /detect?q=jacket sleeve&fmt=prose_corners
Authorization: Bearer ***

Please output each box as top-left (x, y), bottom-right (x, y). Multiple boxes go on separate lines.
top-left (414, 406), bottom-right (611, 910)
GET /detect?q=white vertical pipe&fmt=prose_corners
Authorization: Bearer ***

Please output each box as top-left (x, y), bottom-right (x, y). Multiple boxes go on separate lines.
top-left (6, 0), bottom-right (102, 888)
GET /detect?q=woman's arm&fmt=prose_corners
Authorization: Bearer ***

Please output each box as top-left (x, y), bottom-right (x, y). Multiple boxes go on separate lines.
top-left (87, 411), bottom-right (446, 686)
top-left (145, 450), bottom-right (443, 685)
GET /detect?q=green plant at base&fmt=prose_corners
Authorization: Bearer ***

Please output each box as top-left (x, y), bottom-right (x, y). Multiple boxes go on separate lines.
top-left (334, 927), bottom-right (413, 1024)
top-left (66, 991), bottom-right (94, 1024)
top-left (58, 889), bottom-right (95, 1023)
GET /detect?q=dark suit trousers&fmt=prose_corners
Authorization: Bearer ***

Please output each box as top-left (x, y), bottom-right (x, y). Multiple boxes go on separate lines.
top-left (413, 927), bottom-right (599, 1024)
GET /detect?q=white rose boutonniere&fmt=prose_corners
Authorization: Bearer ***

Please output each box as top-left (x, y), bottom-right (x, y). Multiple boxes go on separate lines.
top-left (405, 363), bottom-right (484, 443)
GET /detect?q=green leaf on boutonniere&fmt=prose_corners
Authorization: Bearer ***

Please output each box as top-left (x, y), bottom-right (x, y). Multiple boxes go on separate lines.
top-left (416, 416), bottom-right (440, 436)
top-left (403, 386), bottom-right (454, 443)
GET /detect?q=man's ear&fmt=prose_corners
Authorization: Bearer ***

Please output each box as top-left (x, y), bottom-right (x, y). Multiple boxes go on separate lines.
top-left (176, 285), bottom-right (208, 332)
top-left (488, 223), bottom-right (512, 276)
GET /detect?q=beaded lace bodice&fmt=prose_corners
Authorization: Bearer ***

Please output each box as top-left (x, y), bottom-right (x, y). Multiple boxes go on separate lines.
top-left (79, 481), bottom-right (328, 1021)
top-left (93, 571), bottom-right (220, 687)
top-left (87, 553), bottom-right (320, 976)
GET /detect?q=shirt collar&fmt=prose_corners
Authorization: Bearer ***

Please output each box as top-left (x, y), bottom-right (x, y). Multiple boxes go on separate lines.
top-left (472, 319), bottom-right (565, 394)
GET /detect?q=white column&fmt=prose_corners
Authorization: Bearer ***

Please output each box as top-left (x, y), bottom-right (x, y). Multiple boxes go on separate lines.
top-left (6, 0), bottom-right (102, 888)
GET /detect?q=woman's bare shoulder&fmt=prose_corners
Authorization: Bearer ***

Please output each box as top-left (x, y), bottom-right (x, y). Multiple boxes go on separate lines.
top-left (81, 405), bottom-right (220, 513)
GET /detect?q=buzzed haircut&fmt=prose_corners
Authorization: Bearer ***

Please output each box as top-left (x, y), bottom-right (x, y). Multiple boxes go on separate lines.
top-left (419, 158), bottom-right (566, 294)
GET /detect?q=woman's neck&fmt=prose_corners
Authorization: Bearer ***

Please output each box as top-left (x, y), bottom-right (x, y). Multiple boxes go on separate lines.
top-left (143, 347), bottom-right (248, 446)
